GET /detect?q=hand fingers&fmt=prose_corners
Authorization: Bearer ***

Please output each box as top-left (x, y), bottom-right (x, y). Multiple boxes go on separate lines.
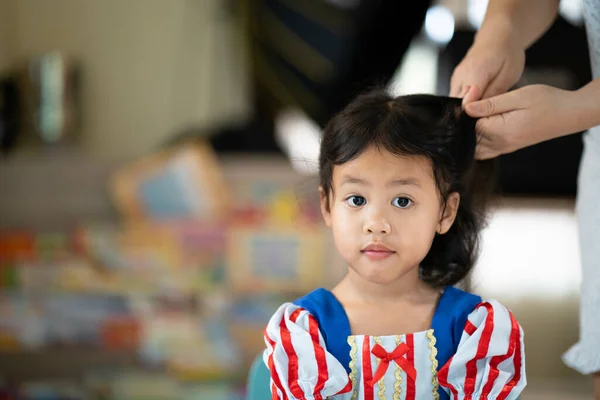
top-left (449, 74), bottom-right (465, 97)
top-left (476, 116), bottom-right (502, 139)
top-left (461, 85), bottom-right (482, 105)
top-left (450, 81), bottom-right (466, 98)
top-left (481, 82), bottom-right (510, 100)
top-left (450, 65), bottom-right (491, 98)
top-left (475, 143), bottom-right (499, 160)
top-left (474, 115), bottom-right (509, 159)
top-left (452, 64), bottom-right (495, 97)
top-left (475, 130), bottom-right (500, 160)
top-left (449, 69), bottom-right (466, 97)
top-left (464, 90), bottom-right (523, 118)
top-left (480, 73), bottom-right (519, 100)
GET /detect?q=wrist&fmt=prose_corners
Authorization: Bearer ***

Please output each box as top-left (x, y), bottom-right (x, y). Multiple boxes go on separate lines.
top-left (568, 81), bottom-right (600, 134)
top-left (474, 15), bottom-right (524, 50)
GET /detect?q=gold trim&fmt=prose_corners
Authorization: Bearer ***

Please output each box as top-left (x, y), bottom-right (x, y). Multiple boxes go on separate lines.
top-left (373, 337), bottom-right (386, 400)
top-left (427, 329), bottom-right (440, 400)
top-left (393, 335), bottom-right (403, 400)
top-left (348, 336), bottom-right (358, 400)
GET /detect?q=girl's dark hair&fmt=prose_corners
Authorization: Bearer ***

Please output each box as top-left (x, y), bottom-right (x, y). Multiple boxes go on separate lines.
top-left (319, 89), bottom-right (495, 288)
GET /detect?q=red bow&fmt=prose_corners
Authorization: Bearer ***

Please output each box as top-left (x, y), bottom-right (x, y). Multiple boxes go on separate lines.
top-left (368, 342), bottom-right (417, 386)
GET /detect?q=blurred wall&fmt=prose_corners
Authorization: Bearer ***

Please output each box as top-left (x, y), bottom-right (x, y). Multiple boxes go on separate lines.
top-left (0, 0), bottom-right (16, 74)
top-left (1, 0), bottom-right (250, 158)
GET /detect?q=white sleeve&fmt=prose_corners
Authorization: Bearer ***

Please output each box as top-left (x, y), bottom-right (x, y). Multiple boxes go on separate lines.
top-left (263, 302), bottom-right (352, 400)
top-left (438, 300), bottom-right (526, 400)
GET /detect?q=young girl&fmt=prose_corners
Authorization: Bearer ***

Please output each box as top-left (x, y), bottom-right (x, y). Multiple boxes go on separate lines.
top-left (263, 90), bottom-right (525, 400)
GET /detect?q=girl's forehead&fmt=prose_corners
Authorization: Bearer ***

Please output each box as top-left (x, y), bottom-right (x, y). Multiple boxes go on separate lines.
top-left (332, 147), bottom-right (435, 183)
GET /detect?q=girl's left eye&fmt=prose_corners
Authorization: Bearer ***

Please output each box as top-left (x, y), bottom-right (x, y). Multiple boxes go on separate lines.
top-left (393, 197), bottom-right (412, 208)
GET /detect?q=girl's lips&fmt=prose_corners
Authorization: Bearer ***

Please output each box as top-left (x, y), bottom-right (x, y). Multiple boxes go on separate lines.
top-left (361, 243), bottom-right (395, 260)
top-left (362, 250), bottom-right (395, 260)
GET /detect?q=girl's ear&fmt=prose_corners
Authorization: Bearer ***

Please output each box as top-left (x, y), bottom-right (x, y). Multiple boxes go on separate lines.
top-left (319, 186), bottom-right (332, 227)
top-left (438, 192), bottom-right (460, 234)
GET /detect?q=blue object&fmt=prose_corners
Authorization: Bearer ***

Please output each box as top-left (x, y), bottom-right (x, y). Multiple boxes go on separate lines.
top-left (246, 353), bottom-right (272, 400)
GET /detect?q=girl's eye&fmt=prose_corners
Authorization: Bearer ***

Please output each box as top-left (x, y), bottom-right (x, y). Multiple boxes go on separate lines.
top-left (346, 196), bottom-right (366, 207)
top-left (393, 197), bottom-right (412, 209)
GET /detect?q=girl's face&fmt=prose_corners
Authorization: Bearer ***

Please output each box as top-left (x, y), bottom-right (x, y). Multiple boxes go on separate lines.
top-left (320, 146), bottom-right (460, 286)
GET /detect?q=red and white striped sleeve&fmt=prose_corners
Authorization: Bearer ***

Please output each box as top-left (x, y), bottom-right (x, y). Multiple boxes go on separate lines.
top-left (437, 300), bottom-right (526, 400)
top-left (263, 302), bottom-right (352, 400)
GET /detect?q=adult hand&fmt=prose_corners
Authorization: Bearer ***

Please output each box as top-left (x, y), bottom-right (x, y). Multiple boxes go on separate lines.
top-left (449, 33), bottom-right (526, 102)
top-left (464, 84), bottom-right (578, 160)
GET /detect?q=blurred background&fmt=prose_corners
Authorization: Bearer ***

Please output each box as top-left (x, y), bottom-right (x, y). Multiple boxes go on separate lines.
top-left (0, 0), bottom-right (592, 398)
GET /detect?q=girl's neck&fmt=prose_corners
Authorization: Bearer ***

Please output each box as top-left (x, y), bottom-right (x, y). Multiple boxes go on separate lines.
top-left (333, 267), bottom-right (437, 306)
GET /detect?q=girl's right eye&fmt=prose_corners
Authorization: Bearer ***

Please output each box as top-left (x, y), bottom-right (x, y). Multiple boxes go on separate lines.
top-left (345, 196), bottom-right (366, 207)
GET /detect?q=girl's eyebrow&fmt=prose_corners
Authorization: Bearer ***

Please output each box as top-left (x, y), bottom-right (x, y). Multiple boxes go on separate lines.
top-left (340, 175), bottom-right (368, 186)
top-left (340, 175), bottom-right (421, 188)
top-left (387, 178), bottom-right (421, 188)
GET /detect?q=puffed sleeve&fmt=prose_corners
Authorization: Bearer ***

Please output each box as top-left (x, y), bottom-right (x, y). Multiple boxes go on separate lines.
top-left (437, 300), bottom-right (526, 400)
top-left (263, 302), bottom-right (352, 400)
